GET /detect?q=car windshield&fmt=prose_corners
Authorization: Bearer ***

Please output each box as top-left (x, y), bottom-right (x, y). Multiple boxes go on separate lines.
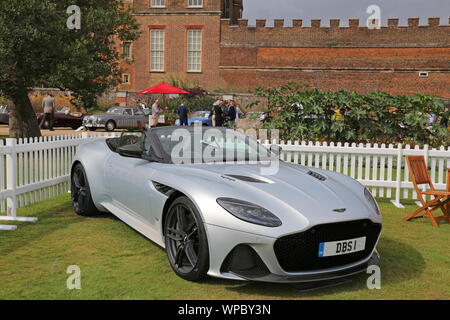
top-left (151, 127), bottom-right (272, 163)
top-left (107, 108), bottom-right (123, 114)
top-left (57, 107), bottom-right (70, 113)
top-left (192, 111), bottom-right (210, 119)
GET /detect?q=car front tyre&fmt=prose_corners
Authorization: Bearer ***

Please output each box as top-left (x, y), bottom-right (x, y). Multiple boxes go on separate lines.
top-left (164, 196), bottom-right (209, 282)
top-left (71, 163), bottom-right (101, 217)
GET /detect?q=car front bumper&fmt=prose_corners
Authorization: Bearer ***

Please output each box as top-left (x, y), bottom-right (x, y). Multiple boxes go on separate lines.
top-left (230, 252), bottom-right (379, 284)
top-left (205, 223), bottom-right (381, 284)
top-left (83, 121), bottom-right (105, 128)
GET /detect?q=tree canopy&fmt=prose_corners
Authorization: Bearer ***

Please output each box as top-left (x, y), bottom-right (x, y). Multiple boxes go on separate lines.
top-left (0, 0), bottom-right (140, 138)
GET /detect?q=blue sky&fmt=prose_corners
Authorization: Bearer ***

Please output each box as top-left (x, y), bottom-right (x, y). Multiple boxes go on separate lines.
top-left (243, 0), bottom-right (450, 26)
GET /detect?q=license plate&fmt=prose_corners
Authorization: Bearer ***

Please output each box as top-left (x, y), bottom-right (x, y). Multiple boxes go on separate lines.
top-left (318, 237), bottom-right (366, 257)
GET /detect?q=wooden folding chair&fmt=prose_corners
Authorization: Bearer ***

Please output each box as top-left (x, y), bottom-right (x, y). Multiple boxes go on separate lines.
top-left (403, 156), bottom-right (450, 227)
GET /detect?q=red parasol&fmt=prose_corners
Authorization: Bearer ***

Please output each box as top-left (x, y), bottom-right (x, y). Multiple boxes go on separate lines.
top-left (137, 82), bottom-right (190, 95)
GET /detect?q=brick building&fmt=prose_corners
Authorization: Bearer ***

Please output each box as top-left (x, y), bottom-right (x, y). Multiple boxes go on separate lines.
top-left (117, 0), bottom-right (450, 102)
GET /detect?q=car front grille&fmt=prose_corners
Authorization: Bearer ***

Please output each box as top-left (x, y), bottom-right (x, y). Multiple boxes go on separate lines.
top-left (274, 219), bottom-right (381, 272)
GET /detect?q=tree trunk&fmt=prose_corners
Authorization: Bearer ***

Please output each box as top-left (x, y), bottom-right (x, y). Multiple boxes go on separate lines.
top-left (9, 88), bottom-right (41, 139)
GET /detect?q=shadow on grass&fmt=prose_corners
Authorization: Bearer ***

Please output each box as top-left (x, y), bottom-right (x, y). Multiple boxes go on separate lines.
top-left (217, 237), bottom-right (425, 298)
top-left (0, 199), bottom-right (115, 255)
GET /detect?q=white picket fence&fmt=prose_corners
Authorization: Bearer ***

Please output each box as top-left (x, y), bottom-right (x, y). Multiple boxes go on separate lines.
top-left (0, 134), bottom-right (449, 230)
top-left (0, 133), bottom-right (115, 230)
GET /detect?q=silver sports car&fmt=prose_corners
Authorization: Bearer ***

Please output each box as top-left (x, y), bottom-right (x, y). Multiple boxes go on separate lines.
top-left (71, 127), bottom-right (382, 284)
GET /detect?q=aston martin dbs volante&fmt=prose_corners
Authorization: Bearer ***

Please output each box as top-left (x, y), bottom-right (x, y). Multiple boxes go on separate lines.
top-left (71, 127), bottom-right (382, 284)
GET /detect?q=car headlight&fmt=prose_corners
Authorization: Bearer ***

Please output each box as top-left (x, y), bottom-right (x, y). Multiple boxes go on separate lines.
top-left (217, 198), bottom-right (282, 227)
top-left (364, 188), bottom-right (381, 215)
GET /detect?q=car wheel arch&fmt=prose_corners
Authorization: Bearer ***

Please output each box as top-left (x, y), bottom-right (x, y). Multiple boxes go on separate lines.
top-left (160, 189), bottom-right (206, 237)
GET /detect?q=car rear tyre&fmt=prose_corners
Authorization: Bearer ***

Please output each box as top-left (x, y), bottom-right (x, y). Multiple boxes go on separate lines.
top-left (71, 163), bottom-right (101, 217)
top-left (164, 196), bottom-right (209, 282)
top-left (105, 120), bottom-right (116, 132)
top-left (87, 127), bottom-right (97, 132)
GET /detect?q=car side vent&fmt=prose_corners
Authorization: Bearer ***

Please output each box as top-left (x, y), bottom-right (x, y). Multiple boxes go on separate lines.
top-left (224, 175), bottom-right (267, 183)
top-left (152, 182), bottom-right (175, 196)
top-left (307, 171), bottom-right (327, 181)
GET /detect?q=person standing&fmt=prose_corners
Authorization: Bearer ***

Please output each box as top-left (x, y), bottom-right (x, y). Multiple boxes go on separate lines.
top-left (39, 93), bottom-right (56, 131)
top-left (235, 103), bottom-right (244, 125)
top-left (227, 100), bottom-right (237, 128)
top-left (151, 99), bottom-right (161, 127)
top-left (213, 100), bottom-right (224, 127)
top-left (178, 102), bottom-right (189, 126)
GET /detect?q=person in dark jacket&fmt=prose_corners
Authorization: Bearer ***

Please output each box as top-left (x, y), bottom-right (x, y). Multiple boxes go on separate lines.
top-left (227, 100), bottom-right (237, 128)
top-left (213, 100), bottom-right (224, 127)
top-left (178, 102), bottom-right (189, 126)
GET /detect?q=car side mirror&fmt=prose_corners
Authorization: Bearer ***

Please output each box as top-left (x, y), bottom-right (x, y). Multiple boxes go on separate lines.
top-left (118, 144), bottom-right (143, 158)
top-left (270, 145), bottom-right (282, 156)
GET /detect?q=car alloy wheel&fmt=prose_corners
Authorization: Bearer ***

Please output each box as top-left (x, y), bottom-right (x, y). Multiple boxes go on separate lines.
top-left (164, 197), bottom-right (209, 281)
top-left (71, 164), bottom-right (100, 216)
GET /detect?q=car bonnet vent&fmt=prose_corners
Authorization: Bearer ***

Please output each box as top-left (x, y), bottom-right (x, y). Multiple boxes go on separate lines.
top-left (224, 175), bottom-right (267, 183)
top-left (307, 171), bottom-right (327, 181)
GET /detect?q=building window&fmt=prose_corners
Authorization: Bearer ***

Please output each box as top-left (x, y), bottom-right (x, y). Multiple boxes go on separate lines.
top-left (188, 0), bottom-right (203, 8)
top-left (123, 42), bottom-right (132, 60)
top-left (150, 29), bottom-right (165, 72)
top-left (151, 0), bottom-right (165, 8)
top-left (122, 74), bottom-right (130, 84)
top-left (187, 29), bottom-right (202, 72)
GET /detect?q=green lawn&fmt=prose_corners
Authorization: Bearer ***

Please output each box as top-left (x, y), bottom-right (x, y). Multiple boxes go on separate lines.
top-left (0, 194), bottom-right (448, 300)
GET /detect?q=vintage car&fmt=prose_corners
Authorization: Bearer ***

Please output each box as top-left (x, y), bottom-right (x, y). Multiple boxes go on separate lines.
top-left (83, 107), bottom-right (149, 132)
top-left (71, 126), bottom-right (382, 286)
top-left (37, 107), bottom-right (86, 130)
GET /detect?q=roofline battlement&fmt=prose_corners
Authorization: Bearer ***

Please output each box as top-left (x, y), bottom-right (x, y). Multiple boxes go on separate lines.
top-left (220, 17), bottom-right (450, 29)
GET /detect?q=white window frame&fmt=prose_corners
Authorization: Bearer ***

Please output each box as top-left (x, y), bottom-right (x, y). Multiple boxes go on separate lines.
top-left (188, 0), bottom-right (203, 8)
top-left (187, 29), bottom-right (202, 73)
top-left (123, 42), bottom-right (132, 60)
top-left (151, 0), bottom-right (165, 8)
top-left (150, 29), bottom-right (165, 72)
top-left (122, 73), bottom-right (131, 84)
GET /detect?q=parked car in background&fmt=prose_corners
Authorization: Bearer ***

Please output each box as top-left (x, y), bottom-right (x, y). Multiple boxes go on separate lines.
top-left (0, 106), bottom-right (9, 124)
top-left (176, 110), bottom-right (212, 126)
top-left (83, 107), bottom-right (149, 132)
top-left (36, 107), bottom-right (86, 130)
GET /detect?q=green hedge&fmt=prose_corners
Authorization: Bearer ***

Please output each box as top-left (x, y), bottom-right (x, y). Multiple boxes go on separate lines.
top-left (256, 83), bottom-right (450, 147)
